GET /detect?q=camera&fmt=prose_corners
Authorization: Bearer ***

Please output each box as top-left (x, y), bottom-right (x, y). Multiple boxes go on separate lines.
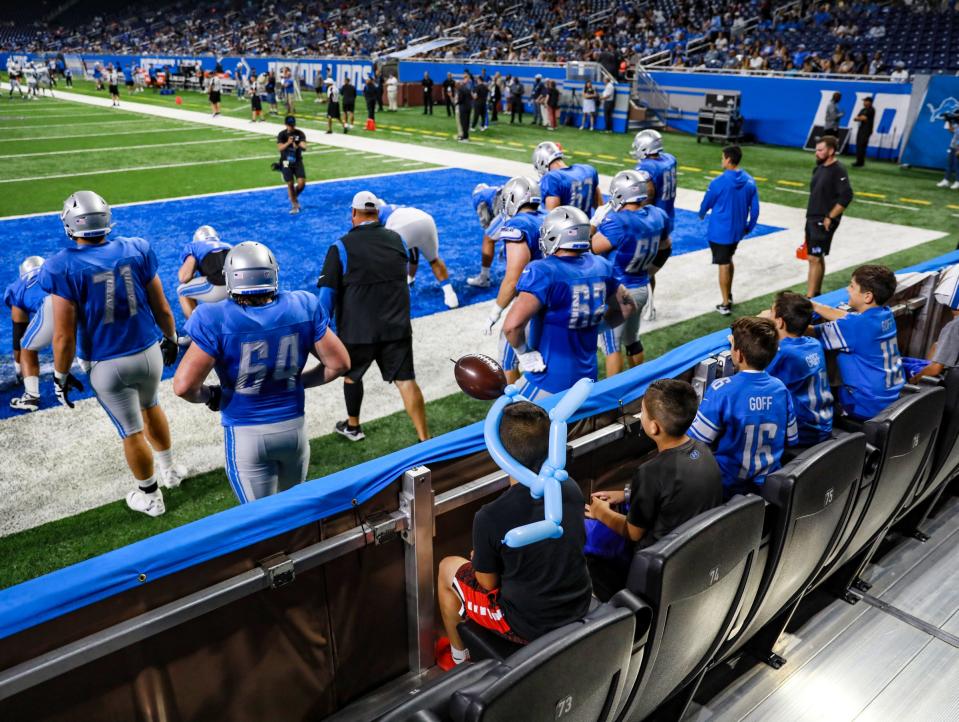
top-left (271, 161), bottom-right (282, 172)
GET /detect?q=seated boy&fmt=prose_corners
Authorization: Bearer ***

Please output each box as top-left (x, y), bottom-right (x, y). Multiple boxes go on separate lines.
top-left (436, 401), bottom-right (593, 667)
top-left (909, 265), bottom-right (959, 383)
top-left (585, 379), bottom-right (723, 598)
top-left (688, 317), bottom-right (799, 497)
top-left (764, 291), bottom-right (834, 445)
top-left (813, 264), bottom-right (905, 420)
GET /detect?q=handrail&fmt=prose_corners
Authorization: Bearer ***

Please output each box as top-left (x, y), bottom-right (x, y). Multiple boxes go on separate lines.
top-left (648, 65), bottom-right (897, 82)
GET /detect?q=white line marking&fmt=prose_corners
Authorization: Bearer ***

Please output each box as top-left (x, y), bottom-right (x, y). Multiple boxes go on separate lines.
top-left (0, 112), bottom-right (131, 121)
top-left (0, 126), bottom-right (236, 143)
top-left (858, 199), bottom-right (920, 211)
top-left (0, 136), bottom-right (267, 160)
top-left (0, 119), bottom-right (184, 130)
top-left (0, 154), bottom-right (280, 184)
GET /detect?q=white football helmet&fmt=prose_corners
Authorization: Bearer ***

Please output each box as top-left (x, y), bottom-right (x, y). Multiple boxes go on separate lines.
top-left (18, 256), bottom-right (44, 280)
top-left (224, 242), bottom-right (279, 296)
top-left (193, 225), bottom-right (220, 244)
top-left (61, 191), bottom-right (112, 239)
top-left (532, 141), bottom-right (564, 177)
top-left (631, 129), bottom-right (664, 160)
top-left (609, 170), bottom-right (651, 210)
top-left (501, 176), bottom-right (541, 218)
top-left (539, 206), bottom-right (591, 256)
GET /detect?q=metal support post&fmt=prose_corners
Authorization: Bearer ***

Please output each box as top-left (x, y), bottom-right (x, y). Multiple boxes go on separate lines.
top-left (401, 466), bottom-right (435, 674)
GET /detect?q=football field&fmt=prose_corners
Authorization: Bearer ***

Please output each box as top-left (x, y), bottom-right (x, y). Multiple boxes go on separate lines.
top-left (0, 82), bottom-right (953, 589)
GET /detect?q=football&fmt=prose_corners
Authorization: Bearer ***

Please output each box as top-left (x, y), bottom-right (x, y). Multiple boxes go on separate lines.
top-left (453, 354), bottom-right (507, 400)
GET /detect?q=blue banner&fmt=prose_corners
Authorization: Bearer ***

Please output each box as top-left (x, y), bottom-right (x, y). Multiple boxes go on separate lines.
top-left (901, 75), bottom-right (959, 171)
top-left (649, 71), bottom-right (912, 154)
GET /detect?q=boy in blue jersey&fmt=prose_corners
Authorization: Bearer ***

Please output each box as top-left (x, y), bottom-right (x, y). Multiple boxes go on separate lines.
top-left (763, 292), bottom-right (834, 445)
top-left (591, 169), bottom-right (673, 376)
top-left (177, 224), bottom-right (233, 319)
top-left (4, 256), bottom-right (52, 412)
top-left (689, 317), bottom-right (799, 497)
top-left (813, 264), bottom-right (905, 420)
top-left (467, 183), bottom-right (505, 288)
top-left (533, 141), bottom-right (604, 214)
top-left (41, 191), bottom-right (186, 517)
top-left (699, 145), bottom-right (760, 316)
top-left (174, 242), bottom-right (350, 502)
top-left (632, 129), bottom-right (678, 225)
top-left (502, 206), bottom-right (635, 400)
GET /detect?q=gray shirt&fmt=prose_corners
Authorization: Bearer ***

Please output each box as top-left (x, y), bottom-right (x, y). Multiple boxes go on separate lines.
top-left (824, 101), bottom-right (843, 130)
top-left (932, 317), bottom-right (959, 366)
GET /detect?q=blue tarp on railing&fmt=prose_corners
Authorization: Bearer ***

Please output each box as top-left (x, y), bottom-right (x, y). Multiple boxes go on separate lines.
top-left (1, 249), bottom-right (957, 640)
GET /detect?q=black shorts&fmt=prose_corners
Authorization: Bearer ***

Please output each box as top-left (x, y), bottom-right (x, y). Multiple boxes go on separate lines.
top-left (345, 337), bottom-right (415, 383)
top-left (342, 102), bottom-right (355, 113)
top-left (209, 90), bottom-right (221, 104)
top-left (108, 84), bottom-right (119, 95)
top-left (709, 241), bottom-right (738, 265)
top-left (251, 95), bottom-right (262, 111)
top-left (805, 217), bottom-right (839, 257)
top-left (327, 102), bottom-right (340, 119)
top-left (281, 160), bottom-right (306, 183)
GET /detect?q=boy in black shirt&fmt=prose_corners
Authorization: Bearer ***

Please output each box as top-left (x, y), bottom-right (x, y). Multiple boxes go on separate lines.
top-left (276, 116), bottom-right (307, 214)
top-left (437, 401), bottom-right (592, 667)
top-left (586, 379), bottom-right (723, 597)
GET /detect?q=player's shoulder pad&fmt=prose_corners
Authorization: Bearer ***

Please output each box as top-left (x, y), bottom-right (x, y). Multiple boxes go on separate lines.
top-left (709, 376), bottom-right (733, 391)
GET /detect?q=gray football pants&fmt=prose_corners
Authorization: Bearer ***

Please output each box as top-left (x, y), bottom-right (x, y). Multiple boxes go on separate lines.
top-left (223, 416), bottom-right (309, 502)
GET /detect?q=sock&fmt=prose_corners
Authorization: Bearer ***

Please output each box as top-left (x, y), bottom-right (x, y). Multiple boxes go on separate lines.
top-left (14, 361), bottom-right (21, 378)
top-left (155, 448), bottom-right (173, 474)
top-left (451, 646), bottom-right (469, 665)
top-left (137, 475), bottom-right (158, 494)
top-left (24, 376), bottom-right (39, 397)
top-left (478, 267), bottom-right (490, 281)
top-left (344, 380), bottom-right (364, 420)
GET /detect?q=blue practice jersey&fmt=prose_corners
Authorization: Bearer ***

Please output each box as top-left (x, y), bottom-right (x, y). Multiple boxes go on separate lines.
top-left (636, 152), bottom-right (678, 222)
top-left (185, 290), bottom-right (330, 427)
top-left (179, 237), bottom-right (233, 272)
top-left (540, 164), bottom-right (600, 214)
top-left (471, 184), bottom-right (502, 233)
top-left (815, 306), bottom-right (905, 420)
top-left (689, 371), bottom-right (799, 494)
top-left (597, 205), bottom-right (672, 288)
top-left (497, 209), bottom-right (547, 261)
top-left (40, 236), bottom-right (161, 362)
top-left (766, 336), bottom-right (834, 445)
top-left (3, 271), bottom-right (46, 316)
top-left (516, 252), bottom-right (618, 393)
top-left (378, 203), bottom-right (398, 226)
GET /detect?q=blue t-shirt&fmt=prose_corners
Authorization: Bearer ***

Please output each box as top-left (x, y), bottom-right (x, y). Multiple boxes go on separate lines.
top-left (636, 152), bottom-right (678, 222)
top-left (185, 290), bottom-right (330, 427)
top-left (40, 236), bottom-right (162, 362)
top-left (496, 209), bottom-right (547, 261)
top-left (3, 271), bottom-right (47, 316)
top-left (179, 238), bottom-right (233, 271)
top-left (597, 205), bottom-right (672, 288)
top-left (540, 164), bottom-right (600, 214)
top-left (516, 252), bottom-right (618, 393)
top-left (815, 306), bottom-right (905, 420)
top-left (765, 336), bottom-right (834, 445)
top-left (688, 371), bottom-right (799, 494)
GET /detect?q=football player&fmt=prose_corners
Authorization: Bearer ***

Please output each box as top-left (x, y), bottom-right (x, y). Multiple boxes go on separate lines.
top-left (40, 191), bottom-right (186, 517)
top-left (502, 206), bottom-right (635, 401)
top-left (591, 170), bottom-right (673, 375)
top-left (377, 200), bottom-right (459, 308)
top-left (177, 225), bottom-right (233, 320)
top-left (4, 256), bottom-right (53, 412)
top-left (466, 182), bottom-right (504, 288)
top-left (174, 242), bottom-right (350, 502)
top-left (482, 176), bottom-right (547, 384)
top-left (533, 141), bottom-right (603, 214)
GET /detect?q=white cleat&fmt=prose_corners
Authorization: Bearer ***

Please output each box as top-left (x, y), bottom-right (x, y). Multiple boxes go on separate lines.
top-left (938, 179), bottom-right (952, 188)
top-left (443, 288), bottom-right (460, 309)
top-left (953, 181), bottom-right (959, 190)
top-left (126, 489), bottom-right (165, 517)
top-left (159, 464), bottom-right (187, 489)
top-left (467, 274), bottom-right (491, 288)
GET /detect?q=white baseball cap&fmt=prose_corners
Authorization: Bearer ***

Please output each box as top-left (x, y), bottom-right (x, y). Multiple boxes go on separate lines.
top-left (324, 77), bottom-right (334, 85)
top-left (351, 191), bottom-right (380, 210)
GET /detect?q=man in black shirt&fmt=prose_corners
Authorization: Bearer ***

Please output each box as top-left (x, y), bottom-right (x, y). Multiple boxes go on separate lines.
top-left (456, 78), bottom-right (472, 141)
top-left (509, 76), bottom-right (525, 123)
top-left (586, 379), bottom-right (723, 599)
top-left (363, 76), bottom-right (378, 122)
top-left (442, 72), bottom-right (455, 117)
top-left (804, 135), bottom-right (854, 297)
top-left (852, 96), bottom-right (875, 167)
top-left (340, 76), bottom-right (356, 129)
top-left (422, 71), bottom-right (434, 115)
top-left (316, 191), bottom-right (428, 441)
top-left (276, 115), bottom-right (306, 214)
top-left (472, 77), bottom-right (489, 131)
top-left (437, 402), bottom-right (592, 667)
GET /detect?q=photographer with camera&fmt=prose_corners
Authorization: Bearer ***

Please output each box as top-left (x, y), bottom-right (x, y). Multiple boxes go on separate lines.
top-left (936, 115), bottom-right (959, 190)
top-left (275, 116), bottom-right (307, 215)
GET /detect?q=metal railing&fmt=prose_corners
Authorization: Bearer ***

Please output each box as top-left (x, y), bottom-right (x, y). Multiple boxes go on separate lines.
top-left (645, 65), bottom-right (897, 82)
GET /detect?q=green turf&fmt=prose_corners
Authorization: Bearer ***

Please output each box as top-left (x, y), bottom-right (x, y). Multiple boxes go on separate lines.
top-left (1, 81), bottom-right (957, 590)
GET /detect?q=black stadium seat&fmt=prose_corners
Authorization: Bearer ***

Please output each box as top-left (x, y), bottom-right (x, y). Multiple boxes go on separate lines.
top-left (614, 495), bottom-right (765, 722)
top-left (903, 368), bottom-right (959, 515)
top-left (719, 432), bottom-right (866, 665)
top-left (378, 661), bottom-right (501, 722)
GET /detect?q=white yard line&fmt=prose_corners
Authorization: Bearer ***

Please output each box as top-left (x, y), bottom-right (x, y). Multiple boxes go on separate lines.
top-left (0, 112), bottom-right (132, 121)
top-left (0, 126), bottom-right (236, 143)
top-left (0, 154), bottom-right (280, 184)
top-left (0, 136), bottom-right (266, 160)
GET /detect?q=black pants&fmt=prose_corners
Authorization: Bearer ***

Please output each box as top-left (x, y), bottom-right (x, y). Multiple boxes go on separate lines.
top-left (377, 89), bottom-right (383, 111)
top-left (603, 100), bottom-right (615, 131)
top-left (365, 98), bottom-right (375, 120)
top-left (491, 92), bottom-right (500, 121)
top-left (457, 104), bottom-right (470, 139)
top-left (510, 98), bottom-right (523, 123)
top-left (471, 104), bottom-right (486, 128)
top-left (445, 95), bottom-right (453, 116)
top-left (855, 131), bottom-right (869, 165)
top-left (424, 92), bottom-right (433, 114)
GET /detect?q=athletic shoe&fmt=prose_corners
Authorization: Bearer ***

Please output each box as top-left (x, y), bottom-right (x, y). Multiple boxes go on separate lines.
top-left (952, 182), bottom-right (959, 190)
top-left (159, 464), bottom-right (187, 489)
top-left (938, 179), bottom-right (952, 188)
top-left (335, 420), bottom-right (365, 442)
top-left (435, 637), bottom-right (456, 672)
top-left (290, 206), bottom-right (300, 215)
top-left (467, 274), bottom-right (491, 288)
top-left (126, 489), bottom-right (165, 517)
top-left (325, 130), bottom-right (332, 134)
top-left (443, 285), bottom-right (460, 309)
top-left (9, 393), bottom-right (39, 412)
top-left (716, 303), bottom-right (732, 316)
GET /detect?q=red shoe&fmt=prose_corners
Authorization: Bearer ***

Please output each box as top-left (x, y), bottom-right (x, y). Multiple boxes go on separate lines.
top-left (435, 637), bottom-right (456, 672)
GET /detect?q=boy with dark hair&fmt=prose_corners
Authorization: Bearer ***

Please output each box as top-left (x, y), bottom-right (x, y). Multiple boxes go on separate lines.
top-left (813, 264), bottom-right (905, 420)
top-left (689, 317), bottom-right (799, 496)
top-left (764, 291), bottom-right (834, 445)
top-left (436, 401), bottom-right (592, 668)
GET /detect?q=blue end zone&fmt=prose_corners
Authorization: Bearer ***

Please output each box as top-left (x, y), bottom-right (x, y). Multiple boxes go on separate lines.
top-left (0, 167), bottom-right (783, 417)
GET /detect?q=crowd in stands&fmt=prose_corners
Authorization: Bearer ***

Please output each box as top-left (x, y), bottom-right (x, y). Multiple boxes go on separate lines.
top-left (6, 0), bottom-right (959, 76)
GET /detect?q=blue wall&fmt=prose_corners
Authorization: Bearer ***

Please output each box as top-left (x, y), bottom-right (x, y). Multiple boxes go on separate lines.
top-left (901, 75), bottom-right (959, 171)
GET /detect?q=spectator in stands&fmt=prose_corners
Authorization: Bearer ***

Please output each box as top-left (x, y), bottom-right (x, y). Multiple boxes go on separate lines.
top-left (909, 266), bottom-right (959, 383)
top-left (698, 145), bottom-right (760, 316)
top-left (340, 76), bottom-right (356, 129)
top-left (937, 118), bottom-right (959, 190)
top-left (509, 75), bottom-right (525, 124)
top-left (436, 401), bottom-right (592, 667)
top-left (600, 75), bottom-right (616, 133)
top-left (581, 80), bottom-right (597, 130)
top-left (689, 317), bottom-right (799, 497)
top-left (803, 135), bottom-right (854, 298)
top-left (762, 292), bottom-right (834, 446)
top-left (890, 61), bottom-right (909, 82)
top-left (585, 379), bottom-right (723, 599)
top-left (852, 96), bottom-right (874, 167)
top-left (812, 265), bottom-right (905, 421)
top-left (824, 92), bottom-right (843, 134)
top-left (363, 75), bottom-right (378, 123)
top-left (422, 71), bottom-right (434, 115)
top-left (868, 52), bottom-right (884, 76)
top-left (443, 72), bottom-right (455, 117)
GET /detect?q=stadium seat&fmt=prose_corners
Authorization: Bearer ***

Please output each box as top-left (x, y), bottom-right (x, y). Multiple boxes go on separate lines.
top-left (614, 495), bottom-right (765, 722)
top-left (902, 368), bottom-right (959, 515)
top-left (377, 660), bottom-right (500, 722)
top-left (719, 432), bottom-right (866, 665)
